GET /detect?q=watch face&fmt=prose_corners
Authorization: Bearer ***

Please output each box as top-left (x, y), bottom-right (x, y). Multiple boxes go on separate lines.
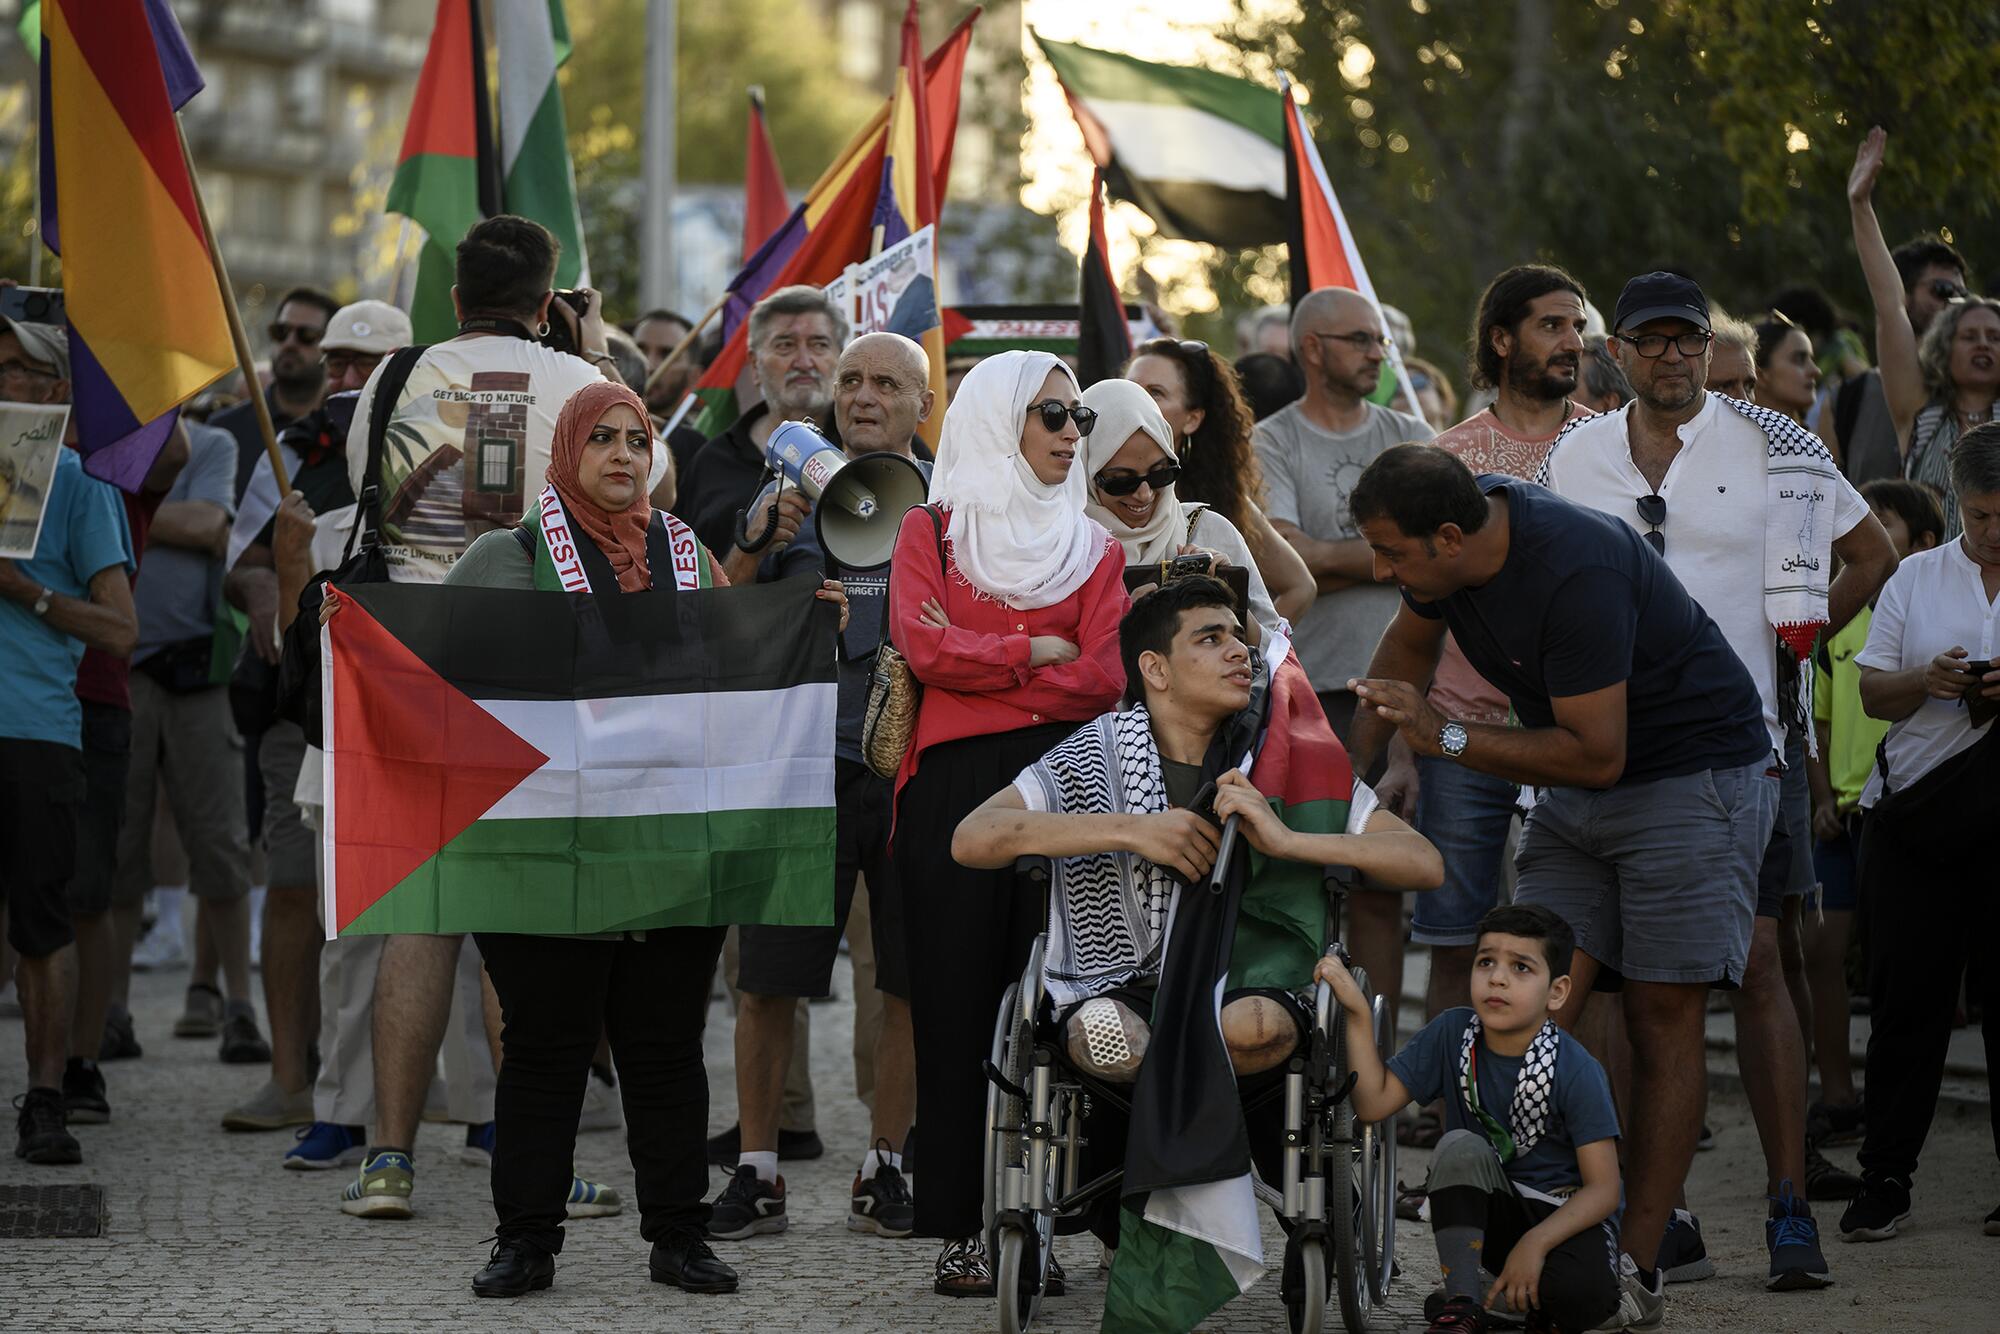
top-left (1440, 722), bottom-right (1468, 756)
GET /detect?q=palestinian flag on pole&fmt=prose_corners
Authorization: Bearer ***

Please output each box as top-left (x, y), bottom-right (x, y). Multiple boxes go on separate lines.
top-left (319, 576), bottom-right (837, 938)
top-left (1036, 34), bottom-right (1285, 252)
top-left (1076, 170), bottom-right (1131, 389)
top-left (388, 0), bottom-right (501, 343)
top-left (496, 0), bottom-right (589, 289)
top-left (1104, 629), bottom-right (1352, 1334)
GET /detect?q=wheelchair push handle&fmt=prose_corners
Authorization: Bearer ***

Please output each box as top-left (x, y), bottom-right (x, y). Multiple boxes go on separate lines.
top-left (1206, 813), bottom-right (1242, 895)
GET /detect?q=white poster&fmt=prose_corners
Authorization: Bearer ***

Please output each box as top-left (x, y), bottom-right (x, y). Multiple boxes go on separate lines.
top-left (824, 225), bottom-right (938, 342)
top-left (0, 403), bottom-right (70, 560)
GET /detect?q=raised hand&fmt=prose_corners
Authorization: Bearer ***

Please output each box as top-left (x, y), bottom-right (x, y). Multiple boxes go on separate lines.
top-left (1847, 126), bottom-right (1886, 204)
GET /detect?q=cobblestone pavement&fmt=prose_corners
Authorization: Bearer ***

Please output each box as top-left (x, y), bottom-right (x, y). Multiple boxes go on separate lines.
top-left (3, 958), bottom-right (1993, 1332)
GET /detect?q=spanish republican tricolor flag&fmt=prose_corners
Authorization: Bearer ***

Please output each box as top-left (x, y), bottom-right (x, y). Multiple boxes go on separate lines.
top-left (873, 0), bottom-right (949, 448)
top-left (40, 0), bottom-right (233, 491)
top-left (320, 576), bottom-right (838, 938)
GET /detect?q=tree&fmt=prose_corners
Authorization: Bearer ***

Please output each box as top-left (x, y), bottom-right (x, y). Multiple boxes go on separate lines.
top-left (1212, 0), bottom-right (2000, 375)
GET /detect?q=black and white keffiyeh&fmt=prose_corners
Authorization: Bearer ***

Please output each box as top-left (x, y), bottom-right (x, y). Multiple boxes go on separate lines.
top-left (1019, 706), bottom-right (1177, 1007)
top-left (1457, 1014), bottom-right (1561, 1163)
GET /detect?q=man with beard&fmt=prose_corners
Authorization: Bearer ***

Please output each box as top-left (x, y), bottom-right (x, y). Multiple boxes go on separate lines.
top-left (678, 286), bottom-right (846, 557)
top-left (1356, 266), bottom-right (1592, 1093)
top-left (211, 288), bottom-right (338, 501)
top-left (1254, 285), bottom-right (1433, 1038)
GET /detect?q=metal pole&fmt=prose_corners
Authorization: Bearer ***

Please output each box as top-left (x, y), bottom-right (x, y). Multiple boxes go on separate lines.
top-left (641, 0), bottom-right (677, 310)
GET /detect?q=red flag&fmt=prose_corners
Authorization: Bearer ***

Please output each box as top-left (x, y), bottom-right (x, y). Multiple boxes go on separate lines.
top-left (1077, 170), bottom-right (1131, 387)
top-left (742, 88), bottom-right (789, 264)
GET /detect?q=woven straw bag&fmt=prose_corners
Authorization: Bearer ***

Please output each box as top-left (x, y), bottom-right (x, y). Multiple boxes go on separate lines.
top-left (861, 505), bottom-right (946, 780)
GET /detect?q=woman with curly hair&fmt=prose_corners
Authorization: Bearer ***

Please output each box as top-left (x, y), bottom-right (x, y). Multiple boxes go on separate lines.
top-left (1123, 338), bottom-right (1316, 623)
top-left (1849, 128), bottom-right (2000, 537)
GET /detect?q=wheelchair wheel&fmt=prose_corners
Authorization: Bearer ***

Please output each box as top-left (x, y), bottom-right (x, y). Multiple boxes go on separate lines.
top-left (1330, 965), bottom-right (1379, 1334)
top-left (983, 981), bottom-right (1022, 1239)
top-left (1361, 990), bottom-right (1397, 1304)
top-left (1285, 1237), bottom-right (1328, 1334)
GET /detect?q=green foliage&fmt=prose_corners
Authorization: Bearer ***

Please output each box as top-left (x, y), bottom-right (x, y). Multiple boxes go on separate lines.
top-left (1213, 0), bottom-right (2000, 379)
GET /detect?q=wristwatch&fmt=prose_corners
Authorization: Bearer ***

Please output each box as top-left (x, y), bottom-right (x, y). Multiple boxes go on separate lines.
top-left (1438, 720), bottom-right (1469, 759)
top-left (31, 585), bottom-right (54, 617)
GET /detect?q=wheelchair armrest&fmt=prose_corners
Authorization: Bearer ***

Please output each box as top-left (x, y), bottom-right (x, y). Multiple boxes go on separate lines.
top-left (1320, 863), bottom-right (1360, 897)
top-left (1013, 855), bottom-right (1053, 891)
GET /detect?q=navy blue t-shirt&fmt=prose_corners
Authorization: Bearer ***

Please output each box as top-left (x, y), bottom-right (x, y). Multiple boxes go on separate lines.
top-left (1388, 1007), bottom-right (1621, 1207)
top-left (1402, 477), bottom-right (1768, 785)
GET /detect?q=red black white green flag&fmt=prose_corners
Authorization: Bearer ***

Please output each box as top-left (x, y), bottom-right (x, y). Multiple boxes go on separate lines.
top-left (1076, 170), bottom-right (1132, 389)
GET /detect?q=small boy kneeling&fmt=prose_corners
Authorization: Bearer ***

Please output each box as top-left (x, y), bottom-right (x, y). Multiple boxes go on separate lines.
top-left (1319, 904), bottom-right (1622, 1333)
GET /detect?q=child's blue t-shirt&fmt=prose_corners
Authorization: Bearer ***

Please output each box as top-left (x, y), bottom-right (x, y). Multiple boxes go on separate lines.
top-left (1387, 1007), bottom-right (1621, 1202)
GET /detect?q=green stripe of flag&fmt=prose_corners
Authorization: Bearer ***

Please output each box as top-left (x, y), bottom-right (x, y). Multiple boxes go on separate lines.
top-left (387, 151), bottom-right (481, 342)
top-left (1103, 1205), bottom-right (1245, 1334)
top-left (1037, 35), bottom-right (1281, 143)
top-left (1232, 795), bottom-right (1346, 992)
top-left (497, 0), bottom-right (588, 288)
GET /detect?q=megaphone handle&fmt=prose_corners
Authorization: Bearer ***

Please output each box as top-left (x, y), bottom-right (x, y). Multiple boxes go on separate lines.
top-left (733, 467), bottom-right (787, 555)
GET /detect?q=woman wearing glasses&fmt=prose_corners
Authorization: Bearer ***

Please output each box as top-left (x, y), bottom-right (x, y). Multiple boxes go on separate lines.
top-left (1123, 337), bottom-right (1316, 624)
top-left (885, 350), bottom-right (1128, 1296)
top-left (1849, 127), bottom-right (2000, 537)
top-left (1077, 375), bottom-right (1279, 639)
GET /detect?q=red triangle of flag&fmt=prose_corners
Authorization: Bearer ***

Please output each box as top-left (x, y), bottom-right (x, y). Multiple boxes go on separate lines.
top-left (326, 591), bottom-right (549, 932)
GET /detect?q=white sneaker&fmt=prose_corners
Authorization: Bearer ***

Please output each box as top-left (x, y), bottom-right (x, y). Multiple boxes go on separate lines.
top-left (132, 906), bottom-right (189, 972)
top-left (1591, 1253), bottom-right (1666, 1331)
top-left (578, 1066), bottom-right (623, 1134)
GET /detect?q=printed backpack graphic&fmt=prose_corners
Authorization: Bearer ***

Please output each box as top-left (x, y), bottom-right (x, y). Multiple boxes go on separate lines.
top-left (381, 371), bottom-right (531, 555)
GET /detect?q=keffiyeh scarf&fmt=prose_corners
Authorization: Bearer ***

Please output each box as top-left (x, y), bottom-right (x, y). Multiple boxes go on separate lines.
top-left (1458, 1014), bottom-right (1561, 1164)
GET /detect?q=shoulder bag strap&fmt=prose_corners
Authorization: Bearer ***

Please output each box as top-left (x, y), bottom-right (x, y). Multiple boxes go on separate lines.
top-left (342, 344), bottom-right (430, 563)
top-left (877, 504), bottom-right (945, 658)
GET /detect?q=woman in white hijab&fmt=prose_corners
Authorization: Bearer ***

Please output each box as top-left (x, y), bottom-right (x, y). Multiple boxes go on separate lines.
top-left (1077, 376), bottom-right (1280, 641)
top-left (887, 349), bottom-right (1128, 1293)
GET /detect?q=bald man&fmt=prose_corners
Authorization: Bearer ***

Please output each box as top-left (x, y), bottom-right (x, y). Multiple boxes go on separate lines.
top-left (1252, 287), bottom-right (1433, 1034)
top-left (708, 331), bottom-right (933, 1244)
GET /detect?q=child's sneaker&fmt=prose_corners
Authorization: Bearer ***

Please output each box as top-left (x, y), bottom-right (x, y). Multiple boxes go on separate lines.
top-left (1837, 1175), bottom-right (1911, 1242)
top-left (1426, 1294), bottom-right (1488, 1332)
top-left (339, 1149), bottom-right (415, 1218)
top-left (1766, 1182), bottom-right (1833, 1290)
top-left (1656, 1208), bottom-right (1716, 1283)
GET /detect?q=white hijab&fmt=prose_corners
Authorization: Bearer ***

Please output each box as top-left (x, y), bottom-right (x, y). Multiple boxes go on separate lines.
top-left (1079, 377), bottom-right (1185, 564)
top-left (928, 350), bottom-right (1105, 610)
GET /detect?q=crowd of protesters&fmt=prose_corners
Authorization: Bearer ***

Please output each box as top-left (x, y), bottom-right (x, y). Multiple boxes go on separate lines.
top-left (3, 125), bottom-right (1997, 1333)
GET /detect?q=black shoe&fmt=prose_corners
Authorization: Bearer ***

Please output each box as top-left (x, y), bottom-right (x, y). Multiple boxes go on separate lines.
top-left (1766, 1181), bottom-right (1833, 1291)
top-left (1697, 1122), bottom-right (1716, 1151)
top-left (1837, 1175), bottom-right (1911, 1242)
top-left (1805, 1142), bottom-right (1862, 1201)
top-left (1807, 1098), bottom-right (1864, 1147)
top-left (651, 1226), bottom-right (740, 1293)
top-left (706, 1165), bottom-right (787, 1239)
top-left (98, 1009), bottom-right (142, 1062)
top-left (1985, 1204), bottom-right (2000, 1237)
top-left (13, 1088), bottom-right (81, 1164)
top-left (1656, 1207), bottom-right (1717, 1283)
top-left (61, 1058), bottom-right (110, 1125)
top-left (849, 1141), bottom-right (916, 1237)
top-left (704, 1122), bottom-right (824, 1165)
top-left (471, 1238), bottom-right (554, 1298)
top-left (1425, 1293), bottom-right (1488, 1332)
top-left (1424, 1287), bottom-right (1523, 1328)
top-left (218, 1003), bottom-right (272, 1065)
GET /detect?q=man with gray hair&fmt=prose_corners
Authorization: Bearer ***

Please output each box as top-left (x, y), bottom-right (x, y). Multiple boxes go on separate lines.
top-left (679, 284), bottom-right (848, 556)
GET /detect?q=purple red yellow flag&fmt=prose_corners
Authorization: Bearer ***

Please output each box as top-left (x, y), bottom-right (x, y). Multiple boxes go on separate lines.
top-left (40, 0), bottom-right (233, 492)
top-left (870, 0), bottom-right (948, 448)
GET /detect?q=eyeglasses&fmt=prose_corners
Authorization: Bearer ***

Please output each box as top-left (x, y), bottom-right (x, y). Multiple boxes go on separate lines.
top-left (1930, 279), bottom-right (1970, 302)
top-left (322, 350), bottom-right (383, 378)
top-left (1636, 493), bottom-right (1667, 554)
top-left (1618, 331), bottom-right (1712, 359)
top-left (1026, 399), bottom-right (1097, 437)
top-left (267, 321), bottom-right (324, 347)
top-left (1307, 330), bottom-right (1393, 353)
top-left (1094, 462), bottom-right (1180, 497)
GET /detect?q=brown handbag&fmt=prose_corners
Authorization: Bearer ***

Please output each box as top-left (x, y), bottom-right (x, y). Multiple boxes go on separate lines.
top-left (861, 505), bottom-right (947, 780)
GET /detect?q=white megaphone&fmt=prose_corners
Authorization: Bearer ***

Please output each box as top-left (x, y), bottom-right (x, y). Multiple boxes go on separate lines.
top-left (762, 419), bottom-right (928, 570)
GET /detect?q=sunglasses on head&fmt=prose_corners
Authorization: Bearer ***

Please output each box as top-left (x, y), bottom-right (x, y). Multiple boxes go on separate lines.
top-left (1094, 462), bottom-right (1181, 497)
top-left (1636, 493), bottom-right (1667, 554)
top-left (268, 321), bottom-right (323, 346)
top-left (1026, 399), bottom-right (1097, 437)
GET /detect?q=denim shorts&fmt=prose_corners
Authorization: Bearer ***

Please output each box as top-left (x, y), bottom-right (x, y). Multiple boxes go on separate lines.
top-left (1753, 729), bottom-right (1814, 918)
top-left (1515, 759), bottom-right (1778, 988)
top-left (1411, 756), bottom-right (1521, 947)
top-left (1810, 813), bottom-right (1861, 913)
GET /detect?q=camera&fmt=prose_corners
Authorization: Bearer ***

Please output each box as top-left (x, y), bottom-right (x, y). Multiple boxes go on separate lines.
top-left (0, 285), bottom-right (65, 327)
top-left (538, 288), bottom-right (591, 356)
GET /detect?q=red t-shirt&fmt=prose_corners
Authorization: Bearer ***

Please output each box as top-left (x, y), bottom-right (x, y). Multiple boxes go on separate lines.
top-left (888, 505), bottom-right (1129, 794)
top-left (74, 489), bottom-right (162, 711)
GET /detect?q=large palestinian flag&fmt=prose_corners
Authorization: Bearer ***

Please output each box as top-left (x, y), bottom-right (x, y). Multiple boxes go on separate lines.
top-left (319, 575), bottom-right (837, 938)
top-left (1103, 630), bottom-right (1353, 1334)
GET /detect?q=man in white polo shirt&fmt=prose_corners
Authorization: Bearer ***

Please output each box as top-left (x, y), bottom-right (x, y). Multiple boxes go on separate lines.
top-left (1539, 272), bottom-right (1895, 1298)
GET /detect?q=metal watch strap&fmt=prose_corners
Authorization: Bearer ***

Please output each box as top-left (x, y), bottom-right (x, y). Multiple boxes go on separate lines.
top-left (32, 585), bottom-right (54, 616)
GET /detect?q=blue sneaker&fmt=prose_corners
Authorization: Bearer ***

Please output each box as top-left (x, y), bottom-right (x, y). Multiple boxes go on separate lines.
top-left (1767, 1180), bottom-right (1833, 1291)
top-left (285, 1121), bottom-right (367, 1171)
top-left (461, 1120), bottom-right (496, 1167)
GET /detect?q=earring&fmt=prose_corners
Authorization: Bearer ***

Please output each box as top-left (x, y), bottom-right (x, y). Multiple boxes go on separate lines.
top-left (536, 320), bottom-right (551, 338)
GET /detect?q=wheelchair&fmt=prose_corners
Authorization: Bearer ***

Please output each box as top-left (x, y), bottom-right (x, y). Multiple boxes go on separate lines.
top-left (982, 835), bottom-right (1398, 1334)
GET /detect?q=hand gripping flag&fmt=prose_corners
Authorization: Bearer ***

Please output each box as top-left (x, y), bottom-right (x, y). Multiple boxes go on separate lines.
top-left (319, 575), bottom-right (838, 938)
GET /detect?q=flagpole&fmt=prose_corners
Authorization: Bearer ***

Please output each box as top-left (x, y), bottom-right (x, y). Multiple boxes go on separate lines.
top-left (385, 217), bottom-right (413, 306)
top-left (175, 119), bottom-right (289, 494)
top-left (641, 289), bottom-right (727, 398)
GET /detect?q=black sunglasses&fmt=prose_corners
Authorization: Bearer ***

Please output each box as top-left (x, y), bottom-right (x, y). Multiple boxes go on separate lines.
top-left (1636, 493), bottom-right (1667, 554)
top-left (1094, 462), bottom-right (1181, 497)
top-left (268, 321), bottom-right (324, 346)
top-left (1930, 278), bottom-right (1970, 302)
top-left (1026, 399), bottom-right (1097, 437)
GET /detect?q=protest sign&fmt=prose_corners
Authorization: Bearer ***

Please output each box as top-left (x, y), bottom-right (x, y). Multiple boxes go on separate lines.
top-left (0, 403), bottom-right (71, 559)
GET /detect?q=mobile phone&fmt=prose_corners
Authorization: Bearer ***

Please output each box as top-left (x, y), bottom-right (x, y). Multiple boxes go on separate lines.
top-left (1964, 659), bottom-right (1994, 691)
top-left (0, 285), bottom-right (64, 326)
top-left (1968, 660), bottom-right (1997, 729)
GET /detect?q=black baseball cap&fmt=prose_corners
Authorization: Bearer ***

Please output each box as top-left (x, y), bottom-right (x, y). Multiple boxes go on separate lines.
top-left (1613, 272), bottom-right (1710, 334)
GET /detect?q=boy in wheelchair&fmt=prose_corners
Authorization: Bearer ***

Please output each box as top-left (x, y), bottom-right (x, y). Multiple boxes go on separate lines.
top-left (1320, 903), bottom-right (1622, 1334)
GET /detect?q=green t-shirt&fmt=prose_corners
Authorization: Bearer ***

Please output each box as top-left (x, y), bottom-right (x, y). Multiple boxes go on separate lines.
top-left (1813, 607), bottom-right (1889, 811)
top-left (445, 529), bottom-right (536, 591)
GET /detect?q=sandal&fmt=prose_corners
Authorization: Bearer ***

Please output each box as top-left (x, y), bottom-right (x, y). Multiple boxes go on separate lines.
top-left (1396, 1106), bottom-right (1445, 1150)
top-left (933, 1234), bottom-right (994, 1298)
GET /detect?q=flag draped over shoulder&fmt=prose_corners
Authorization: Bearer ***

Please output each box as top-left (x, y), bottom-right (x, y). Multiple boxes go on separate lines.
top-left (688, 11), bottom-right (979, 441)
top-left (320, 576), bottom-right (838, 939)
top-left (496, 0), bottom-right (589, 289)
top-left (1076, 171), bottom-right (1131, 389)
top-left (1103, 630), bottom-right (1353, 1334)
top-left (1036, 34), bottom-right (1286, 251)
top-left (40, 0), bottom-right (232, 492)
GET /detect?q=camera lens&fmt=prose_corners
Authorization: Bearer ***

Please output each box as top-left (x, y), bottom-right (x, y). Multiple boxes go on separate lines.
top-left (23, 292), bottom-right (51, 320)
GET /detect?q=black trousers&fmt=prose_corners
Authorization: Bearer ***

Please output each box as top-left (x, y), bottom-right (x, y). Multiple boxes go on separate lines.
top-left (1429, 1180), bottom-right (1621, 1333)
top-left (895, 723), bottom-right (1078, 1240)
top-left (1855, 809), bottom-right (2000, 1184)
top-left (475, 926), bottom-right (726, 1253)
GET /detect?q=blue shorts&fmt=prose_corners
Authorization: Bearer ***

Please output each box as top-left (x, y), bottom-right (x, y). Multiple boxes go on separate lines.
top-left (1411, 755), bottom-right (1521, 947)
top-left (1810, 814), bottom-right (1862, 913)
top-left (1753, 728), bottom-right (1815, 919)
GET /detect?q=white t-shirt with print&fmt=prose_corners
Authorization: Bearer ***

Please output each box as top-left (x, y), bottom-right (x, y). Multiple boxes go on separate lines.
top-left (1543, 395), bottom-right (1869, 751)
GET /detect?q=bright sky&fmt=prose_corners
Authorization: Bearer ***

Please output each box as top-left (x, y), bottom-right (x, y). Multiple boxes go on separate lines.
top-left (1020, 0), bottom-right (1306, 314)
